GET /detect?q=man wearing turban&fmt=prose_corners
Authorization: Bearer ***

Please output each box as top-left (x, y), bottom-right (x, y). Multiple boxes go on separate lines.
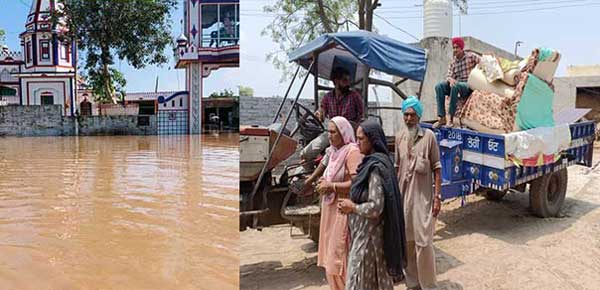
top-left (395, 96), bottom-right (442, 290)
top-left (434, 37), bottom-right (480, 128)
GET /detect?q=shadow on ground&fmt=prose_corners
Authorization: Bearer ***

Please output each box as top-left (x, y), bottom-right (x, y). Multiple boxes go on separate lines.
top-left (436, 184), bottom-right (599, 245)
top-left (438, 279), bottom-right (465, 290)
top-left (240, 256), bottom-right (325, 290)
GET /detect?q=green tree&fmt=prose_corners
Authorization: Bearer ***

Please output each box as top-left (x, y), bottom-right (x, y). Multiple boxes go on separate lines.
top-left (86, 67), bottom-right (127, 103)
top-left (262, 0), bottom-right (380, 80)
top-left (209, 89), bottom-right (235, 99)
top-left (238, 85), bottom-right (254, 97)
top-left (54, 0), bottom-right (177, 103)
top-left (0, 28), bottom-right (5, 45)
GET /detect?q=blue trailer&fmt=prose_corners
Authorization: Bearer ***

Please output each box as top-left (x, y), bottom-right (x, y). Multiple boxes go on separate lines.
top-left (422, 121), bottom-right (596, 217)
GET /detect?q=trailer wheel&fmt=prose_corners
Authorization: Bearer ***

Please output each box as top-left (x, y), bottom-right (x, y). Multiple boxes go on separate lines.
top-left (483, 189), bottom-right (507, 201)
top-left (529, 168), bottom-right (568, 217)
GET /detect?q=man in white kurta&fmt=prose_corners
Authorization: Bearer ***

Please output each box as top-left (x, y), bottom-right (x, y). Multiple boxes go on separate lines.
top-left (394, 96), bottom-right (442, 290)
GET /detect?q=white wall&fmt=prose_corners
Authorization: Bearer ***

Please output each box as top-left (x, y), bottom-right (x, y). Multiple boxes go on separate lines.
top-left (22, 78), bottom-right (73, 115)
top-left (158, 93), bottom-right (189, 111)
top-left (554, 75), bottom-right (600, 113)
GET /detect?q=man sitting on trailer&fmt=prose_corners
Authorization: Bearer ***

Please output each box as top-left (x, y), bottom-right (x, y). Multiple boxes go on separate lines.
top-left (300, 66), bottom-right (364, 173)
top-left (434, 37), bottom-right (480, 128)
top-left (395, 96), bottom-right (442, 290)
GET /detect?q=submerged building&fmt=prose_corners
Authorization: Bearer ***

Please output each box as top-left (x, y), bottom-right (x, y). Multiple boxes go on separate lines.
top-left (0, 0), bottom-right (77, 116)
top-left (1, 0), bottom-right (241, 134)
top-left (174, 0), bottom-right (240, 134)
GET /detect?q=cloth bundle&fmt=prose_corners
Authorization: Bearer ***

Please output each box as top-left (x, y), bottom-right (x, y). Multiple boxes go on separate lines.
top-left (459, 48), bottom-right (559, 134)
top-left (504, 124), bottom-right (571, 167)
top-left (478, 54), bottom-right (504, 82)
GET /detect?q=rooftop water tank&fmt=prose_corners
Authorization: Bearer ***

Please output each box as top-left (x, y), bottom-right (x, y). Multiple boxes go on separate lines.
top-left (423, 0), bottom-right (452, 38)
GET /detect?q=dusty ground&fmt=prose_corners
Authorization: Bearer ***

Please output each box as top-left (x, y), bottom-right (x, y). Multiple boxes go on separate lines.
top-left (240, 147), bottom-right (600, 290)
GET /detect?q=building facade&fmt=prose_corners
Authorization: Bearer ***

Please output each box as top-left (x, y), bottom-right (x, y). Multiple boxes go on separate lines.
top-left (175, 0), bottom-right (240, 134)
top-left (0, 0), bottom-right (77, 115)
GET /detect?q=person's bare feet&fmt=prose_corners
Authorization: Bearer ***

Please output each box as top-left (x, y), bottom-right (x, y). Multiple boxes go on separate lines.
top-left (432, 116), bottom-right (446, 129)
top-left (445, 116), bottom-right (455, 128)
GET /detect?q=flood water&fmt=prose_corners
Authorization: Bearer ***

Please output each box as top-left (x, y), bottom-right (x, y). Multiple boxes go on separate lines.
top-left (0, 134), bottom-right (239, 290)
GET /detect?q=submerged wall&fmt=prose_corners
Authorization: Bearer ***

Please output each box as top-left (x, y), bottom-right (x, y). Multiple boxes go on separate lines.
top-left (0, 105), bottom-right (157, 136)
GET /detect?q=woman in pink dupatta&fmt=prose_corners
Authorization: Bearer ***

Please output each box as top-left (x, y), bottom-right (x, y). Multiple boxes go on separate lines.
top-left (314, 116), bottom-right (363, 290)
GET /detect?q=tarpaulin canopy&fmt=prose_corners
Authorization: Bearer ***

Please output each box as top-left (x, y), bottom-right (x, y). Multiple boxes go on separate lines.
top-left (288, 30), bottom-right (427, 82)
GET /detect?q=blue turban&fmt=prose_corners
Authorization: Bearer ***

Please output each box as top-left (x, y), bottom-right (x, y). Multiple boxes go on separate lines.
top-left (402, 96), bottom-right (423, 118)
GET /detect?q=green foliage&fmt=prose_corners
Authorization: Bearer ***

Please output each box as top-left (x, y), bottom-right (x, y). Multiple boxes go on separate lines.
top-left (0, 28), bottom-right (5, 45)
top-left (262, 0), bottom-right (380, 81)
top-left (85, 66), bottom-right (127, 103)
top-left (262, 0), bottom-right (358, 81)
top-left (54, 0), bottom-right (177, 103)
top-left (238, 85), bottom-right (254, 97)
top-left (209, 89), bottom-right (236, 99)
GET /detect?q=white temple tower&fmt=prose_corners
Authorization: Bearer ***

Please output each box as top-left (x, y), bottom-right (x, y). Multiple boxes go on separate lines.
top-left (16, 0), bottom-right (77, 115)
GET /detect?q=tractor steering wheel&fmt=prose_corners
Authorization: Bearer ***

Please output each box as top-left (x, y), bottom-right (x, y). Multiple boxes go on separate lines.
top-left (294, 102), bottom-right (325, 131)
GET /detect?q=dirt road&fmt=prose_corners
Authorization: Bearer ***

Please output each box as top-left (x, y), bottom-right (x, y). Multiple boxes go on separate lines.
top-left (241, 150), bottom-right (600, 290)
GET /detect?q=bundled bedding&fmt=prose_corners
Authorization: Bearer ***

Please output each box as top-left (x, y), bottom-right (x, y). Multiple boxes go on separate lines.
top-left (459, 48), bottom-right (559, 134)
top-left (456, 48), bottom-right (566, 162)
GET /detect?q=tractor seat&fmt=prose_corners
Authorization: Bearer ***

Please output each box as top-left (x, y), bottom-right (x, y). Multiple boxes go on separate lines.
top-left (283, 204), bottom-right (320, 217)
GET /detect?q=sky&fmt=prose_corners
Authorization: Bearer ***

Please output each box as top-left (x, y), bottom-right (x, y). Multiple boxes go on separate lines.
top-left (2, 0), bottom-right (600, 99)
top-left (238, 0), bottom-right (600, 99)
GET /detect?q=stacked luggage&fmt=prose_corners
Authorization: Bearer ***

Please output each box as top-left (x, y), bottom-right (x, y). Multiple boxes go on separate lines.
top-left (457, 48), bottom-right (574, 166)
top-left (459, 48), bottom-right (561, 134)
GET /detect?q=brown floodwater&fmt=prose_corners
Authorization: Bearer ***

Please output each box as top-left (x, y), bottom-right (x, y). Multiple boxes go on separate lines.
top-left (0, 134), bottom-right (239, 290)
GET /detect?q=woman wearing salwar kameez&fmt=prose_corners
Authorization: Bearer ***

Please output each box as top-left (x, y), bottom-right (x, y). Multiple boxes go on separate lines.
top-left (311, 116), bottom-right (363, 290)
top-left (338, 120), bottom-right (408, 290)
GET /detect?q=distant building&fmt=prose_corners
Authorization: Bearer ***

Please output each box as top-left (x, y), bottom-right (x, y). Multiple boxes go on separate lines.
top-left (124, 91), bottom-right (238, 133)
top-left (174, 0), bottom-right (240, 134)
top-left (1, 0), bottom-right (243, 136)
top-left (555, 65), bottom-right (600, 122)
top-left (203, 97), bottom-right (238, 132)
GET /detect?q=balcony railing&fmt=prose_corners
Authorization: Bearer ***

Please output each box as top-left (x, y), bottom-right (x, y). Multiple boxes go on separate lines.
top-left (201, 24), bottom-right (239, 48)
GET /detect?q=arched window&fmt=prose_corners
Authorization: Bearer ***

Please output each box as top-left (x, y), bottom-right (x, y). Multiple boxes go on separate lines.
top-left (80, 99), bottom-right (92, 115)
top-left (0, 69), bottom-right (10, 82)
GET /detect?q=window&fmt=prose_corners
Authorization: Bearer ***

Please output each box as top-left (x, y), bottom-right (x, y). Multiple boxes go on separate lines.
top-left (41, 93), bottom-right (54, 105)
top-left (61, 44), bottom-right (68, 60)
top-left (179, 98), bottom-right (183, 107)
top-left (201, 3), bottom-right (239, 48)
top-left (80, 100), bottom-right (92, 116)
top-left (0, 86), bottom-right (17, 97)
top-left (40, 41), bottom-right (50, 60)
top-left (0, 69), bottom-right (10, 82)
top-left (171, 100), bottom-right (175, 107)
top-left (139, 101), bottom-right (156, 115)
top-left (26, 41), bottom-right (32, 62)
top-left (138, 116), bottom-right (150, 126)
